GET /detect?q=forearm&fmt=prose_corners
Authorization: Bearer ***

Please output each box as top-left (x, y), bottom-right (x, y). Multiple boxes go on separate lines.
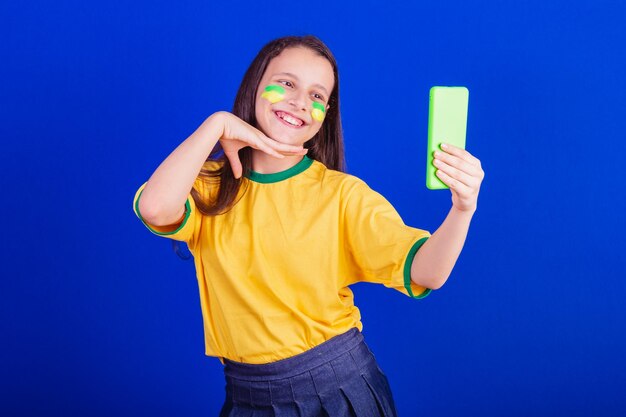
top-left (138, 113), bottom-right (223, 225)
top-left (410, 206), bottom-right (475, 289)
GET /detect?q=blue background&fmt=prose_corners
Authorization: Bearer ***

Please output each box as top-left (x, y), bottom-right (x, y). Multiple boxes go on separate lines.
top-left (2, 0), bottom-right (625, 415)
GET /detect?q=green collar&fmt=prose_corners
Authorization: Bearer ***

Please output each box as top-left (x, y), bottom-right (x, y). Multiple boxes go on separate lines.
top-left (246, 155), bottom-right (314, 184)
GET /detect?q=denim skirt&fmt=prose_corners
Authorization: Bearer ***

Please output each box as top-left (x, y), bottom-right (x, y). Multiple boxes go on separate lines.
top-left (219, 327), bottom-right (398, 417)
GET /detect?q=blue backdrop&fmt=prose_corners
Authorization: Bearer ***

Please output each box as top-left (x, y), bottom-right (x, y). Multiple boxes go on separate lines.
top-left (2, 0), bottom-right (625, 415)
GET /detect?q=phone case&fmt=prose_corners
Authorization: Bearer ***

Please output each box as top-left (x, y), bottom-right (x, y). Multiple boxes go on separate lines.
top-left (426, 86), bottom-right (469, 189)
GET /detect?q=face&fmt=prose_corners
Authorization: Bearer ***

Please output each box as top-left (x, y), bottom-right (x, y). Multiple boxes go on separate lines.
top-left (255, 47), bottom-right (335, 146)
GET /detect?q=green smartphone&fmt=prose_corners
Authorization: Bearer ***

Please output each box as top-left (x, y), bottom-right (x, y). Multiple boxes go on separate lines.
top-left (426, 86), bottom-right (469, 190)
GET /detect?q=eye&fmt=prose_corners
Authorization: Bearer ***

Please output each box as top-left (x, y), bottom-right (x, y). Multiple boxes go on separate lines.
top-left (279, 80), bottom-right (294, 88)
top-left (312, 92), bottom-right (325, 101)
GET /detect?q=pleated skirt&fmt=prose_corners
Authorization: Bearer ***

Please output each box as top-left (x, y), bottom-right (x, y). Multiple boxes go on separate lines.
top-left (219, 327), bottom-right (398, 417)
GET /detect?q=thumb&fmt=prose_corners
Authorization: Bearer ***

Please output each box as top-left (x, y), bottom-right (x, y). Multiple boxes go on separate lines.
top-left (226, 151), bottom-right (243, 179)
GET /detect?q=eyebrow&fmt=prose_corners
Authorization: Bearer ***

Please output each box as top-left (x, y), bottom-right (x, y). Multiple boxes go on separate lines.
top-left (272, 72), bottom-right (330, 96)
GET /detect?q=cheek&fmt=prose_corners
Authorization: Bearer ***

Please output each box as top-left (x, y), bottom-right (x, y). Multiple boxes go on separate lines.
top-left (311, 102), bottom-right (326, 122)
top-left (260, 85), bottom-right (285, 104)
top-left (256, 95), bottom-right (272, 115)
top-left (254, 100), bottom-right (271, 132)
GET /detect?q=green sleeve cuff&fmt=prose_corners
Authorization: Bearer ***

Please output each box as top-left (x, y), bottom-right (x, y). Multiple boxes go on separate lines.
top-left (403, 236), bottom-right (432, 299)
top-left (134, 190), bottom-right (191, 236)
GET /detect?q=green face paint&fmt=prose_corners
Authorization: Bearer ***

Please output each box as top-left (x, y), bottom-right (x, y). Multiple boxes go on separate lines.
top-left (261, 85), bottom-right (285, 104)
top-left (311, 101), bottom-right (326, 122)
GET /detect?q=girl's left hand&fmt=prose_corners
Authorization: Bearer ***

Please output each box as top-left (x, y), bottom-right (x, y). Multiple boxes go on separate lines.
top-left (433, 143), bottom-right (485, 213)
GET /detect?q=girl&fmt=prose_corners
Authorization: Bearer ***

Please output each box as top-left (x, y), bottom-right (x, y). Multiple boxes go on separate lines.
top-left (133, 35), bottom-right (484, 416)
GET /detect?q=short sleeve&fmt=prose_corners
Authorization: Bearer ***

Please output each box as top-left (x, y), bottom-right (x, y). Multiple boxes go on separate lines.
top-left (132, 178), bottom-right (206, 248)
top-left (343, 178), bottom-right (432, 299)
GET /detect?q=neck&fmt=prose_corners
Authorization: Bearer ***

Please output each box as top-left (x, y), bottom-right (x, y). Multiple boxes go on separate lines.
top-left (251, 150), bottom-right (305, 174)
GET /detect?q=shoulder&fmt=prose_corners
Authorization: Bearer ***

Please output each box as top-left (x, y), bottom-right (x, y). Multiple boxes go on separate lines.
top-left (304, 160), bottom-right (382, 210)
top-left (309, 159), bottom-right (370, 193)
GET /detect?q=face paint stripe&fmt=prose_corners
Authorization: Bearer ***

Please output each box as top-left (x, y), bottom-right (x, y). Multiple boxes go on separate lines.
top-left (311, 101), bottom-right (326, 122)
top-left (312, 102), bottom-right (325, 112)
top-left (263, 85), bottom-right (285, 94)
top-left (311, 110), bottom-right (325, 121)
top-left (261, 91), bottom-right (284, 104)
top-left (261, 85), bottom-right (285, 104)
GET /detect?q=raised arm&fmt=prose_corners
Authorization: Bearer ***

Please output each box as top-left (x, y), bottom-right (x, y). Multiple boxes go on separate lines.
top-left (138, 111), bottom-right (307, 227)
top-left (410, 143), bottom-right (485, 289)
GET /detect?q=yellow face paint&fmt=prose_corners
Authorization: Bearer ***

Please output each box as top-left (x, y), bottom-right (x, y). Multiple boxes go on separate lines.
top-left (311, 101), bottom-right (326, 122)
top-left (261, 85), bottom-right (285, 104)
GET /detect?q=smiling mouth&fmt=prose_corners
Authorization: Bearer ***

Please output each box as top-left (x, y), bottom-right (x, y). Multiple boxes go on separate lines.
top-left (274, 111), bottom-right (305, 128)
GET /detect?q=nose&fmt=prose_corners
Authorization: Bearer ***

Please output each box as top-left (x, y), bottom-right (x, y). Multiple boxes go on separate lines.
top-left (287, 90), bottom-right (307, 112)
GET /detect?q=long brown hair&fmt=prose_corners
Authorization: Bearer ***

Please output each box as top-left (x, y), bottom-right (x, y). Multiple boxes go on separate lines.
top-left (191, 35), bottom-right (345, 215)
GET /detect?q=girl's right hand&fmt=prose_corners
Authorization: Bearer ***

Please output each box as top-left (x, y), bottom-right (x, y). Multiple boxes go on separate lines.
top-left (209, 111), bottom-right (308, 179)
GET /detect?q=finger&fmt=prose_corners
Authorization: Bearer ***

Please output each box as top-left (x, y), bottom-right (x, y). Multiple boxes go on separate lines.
top-left (262, 136), bottom-right (307, 153)
top-left (247, 124), bottom-right (307, 153)
top-left (441, 143), bottom-right (481, 167)
top-left (436, 168), bottom-right (471, 194)
top-left (262, 141), bottom-right (308, 156)
top-left (253, 137), bottom-right (285, 159)
top-left (276, 148), bottom-right (309, 156)
top-left (433, 158), bottom-right (479, 189)
top-left (434, 151), bottom-right (482, 178)
top-left (225, 151), bottom-right (243, 178)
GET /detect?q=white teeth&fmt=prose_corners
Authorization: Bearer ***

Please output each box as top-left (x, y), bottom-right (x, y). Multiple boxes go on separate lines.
top-left (277, 112), bottom-right (302, 126)
top-left (284, 115), bottom-right (298, 125)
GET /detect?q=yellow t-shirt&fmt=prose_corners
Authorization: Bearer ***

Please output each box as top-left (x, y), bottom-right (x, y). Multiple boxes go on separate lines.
top-left (133, 156), bottom-right (431, 364)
